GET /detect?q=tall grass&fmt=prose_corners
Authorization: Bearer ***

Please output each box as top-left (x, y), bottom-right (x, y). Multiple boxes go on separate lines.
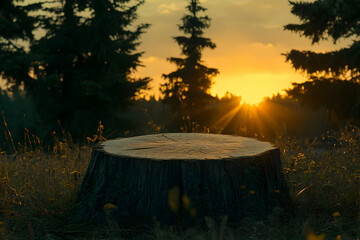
top-left (0, 119), bottom-right (359, 239)
top-left (0, 120), bottom-right (97, 239)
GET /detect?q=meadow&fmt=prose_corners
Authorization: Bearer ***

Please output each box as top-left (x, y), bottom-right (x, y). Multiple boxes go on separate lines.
top-left (0, 123), bottom-right (360, 240)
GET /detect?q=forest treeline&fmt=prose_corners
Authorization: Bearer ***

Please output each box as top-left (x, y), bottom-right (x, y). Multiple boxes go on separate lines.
top-left (0, 0), bottom-right (360, 150)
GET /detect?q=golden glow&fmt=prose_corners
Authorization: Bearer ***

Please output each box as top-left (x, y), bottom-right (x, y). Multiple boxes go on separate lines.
top-left (134, 0), bottom-right (348, 103)
top-left (210, 72), bottom-right (306, 105)
top-left (211, 102), bottom-right (241, 128)
top-left (204, 96), bottom-right (300, 137)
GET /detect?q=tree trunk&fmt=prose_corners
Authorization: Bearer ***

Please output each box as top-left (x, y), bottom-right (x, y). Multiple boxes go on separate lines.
top-left (75, 133), bottom-right (290, 227)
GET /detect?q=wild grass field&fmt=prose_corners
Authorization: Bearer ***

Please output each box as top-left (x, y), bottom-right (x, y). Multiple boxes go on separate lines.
top-left (0, 123), bottom-right (360, 240)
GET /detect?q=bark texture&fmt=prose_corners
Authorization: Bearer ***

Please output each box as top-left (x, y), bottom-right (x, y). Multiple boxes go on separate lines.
top-left (75, 133), bottom-right (290, 227)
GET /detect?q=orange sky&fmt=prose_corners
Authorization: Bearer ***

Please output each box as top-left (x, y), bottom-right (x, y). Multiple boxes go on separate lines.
top-left (136, 0), bottom-right (349, 104)
top-left (3, 0), bottom-right (349, 105)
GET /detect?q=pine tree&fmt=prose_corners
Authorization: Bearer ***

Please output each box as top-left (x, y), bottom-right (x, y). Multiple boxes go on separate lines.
top-left (161, 0), bottom-right (219, 115)
top-left (30, 0), bottom-right (87, 135)
top-left (0, 0), bottom-right (40, 90)
top-left (284, 0), bottom-right (360, 122)
top-left (30, 0), bottom-right (150, 138)
top-left (284, 0), bottom-right (360, 80)
top-left (82, 0), bottom-right (150, 131)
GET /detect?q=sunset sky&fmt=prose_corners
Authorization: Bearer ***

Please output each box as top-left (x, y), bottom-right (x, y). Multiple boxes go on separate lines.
top-left (136, 0), bottom-right (348, 104)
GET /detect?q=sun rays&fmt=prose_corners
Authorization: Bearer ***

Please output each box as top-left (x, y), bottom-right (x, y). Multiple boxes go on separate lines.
top-left (204, 96), bottom-right (294, 137)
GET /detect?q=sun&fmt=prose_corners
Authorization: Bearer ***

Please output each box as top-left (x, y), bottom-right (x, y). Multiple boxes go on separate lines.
top-left (210, 72), bottom-right (304, 106)
top-left (210, 75), bottom-right (268, 106)
top-left (241, 95), bottom-right (264, 106)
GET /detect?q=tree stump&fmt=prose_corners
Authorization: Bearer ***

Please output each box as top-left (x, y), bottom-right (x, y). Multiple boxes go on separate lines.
top-left (75, 133), bottom-right (290, 227)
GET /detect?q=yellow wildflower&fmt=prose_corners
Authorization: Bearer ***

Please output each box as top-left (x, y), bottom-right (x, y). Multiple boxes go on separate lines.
top-left (103, 203), bottom-right (116, 210)
top-left (306, 232), bottom-right (325, 240)
top-left (332, 212), bottom-right (341, 217)
top-left (182, 195), bottom-right (191, 209)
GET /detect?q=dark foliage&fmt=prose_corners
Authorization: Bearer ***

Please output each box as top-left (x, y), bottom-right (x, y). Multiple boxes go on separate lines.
top-left (28, 0), bottom-right (150, 139)
top-left (77, 0), bottom-right (151, 135)
top-left (286, 78), bottom-right (360, 123)
top-left (161, 0), bottom-right (219, 123)
top-left (0, 0), bottom-right (41, 89)
top-left (284, 0), bottom-right (360, 123)
top-left (0, 90), bottom-right (39, 153)
top-left (284, 0), bottom-right (360, 80)
top-left (28, 0), bottom-right (88, 137)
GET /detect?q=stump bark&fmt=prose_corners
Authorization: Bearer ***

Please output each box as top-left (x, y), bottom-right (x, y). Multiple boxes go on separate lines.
top-left (75, 133), bottom-right (290, 226)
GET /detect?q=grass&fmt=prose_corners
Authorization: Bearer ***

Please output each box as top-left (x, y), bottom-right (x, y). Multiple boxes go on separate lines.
top-left (0, 133), bottom-right (91, 239)
top-left (0, 123), bottom-right (360, 239)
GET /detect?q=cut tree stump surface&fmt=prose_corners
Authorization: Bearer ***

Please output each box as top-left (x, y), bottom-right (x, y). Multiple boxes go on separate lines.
top-left (103, 133), bottom-right (276, 160)
top-left (75, 133), bottom-right (290, 227)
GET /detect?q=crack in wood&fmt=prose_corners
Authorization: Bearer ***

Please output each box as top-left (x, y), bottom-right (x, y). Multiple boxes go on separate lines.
top-left (127, 147), bottom-right (156, 151)
top-left (161, 134), bottom-right (177, 142)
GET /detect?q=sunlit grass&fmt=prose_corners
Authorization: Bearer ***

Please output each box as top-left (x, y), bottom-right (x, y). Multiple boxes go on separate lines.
top-left (279, 126), bottom-right (360, 217)
top-left (0, 119), bottom-right (360, 239)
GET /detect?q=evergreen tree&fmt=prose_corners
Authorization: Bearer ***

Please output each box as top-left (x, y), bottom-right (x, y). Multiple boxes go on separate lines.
top-left (81, 0), bottom-right (150, 134)
top-left (284, 0), bottom-right (360, 122)
top-left (0, 0), bottom-right (40, 90)
top-left (286, 78), bottom-right (360, 122)
top-left (30, 0), bottom-right (87, 135)
top-left (30, 0), bottom-right (150, 138)
top-left (284, 0), bottom-right (360, 80)
top-left (161, 0), bottom-right (219, 115)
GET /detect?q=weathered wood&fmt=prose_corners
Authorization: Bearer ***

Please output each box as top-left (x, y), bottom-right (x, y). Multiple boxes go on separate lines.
top-left (75, 133), bottom-right (290, 227)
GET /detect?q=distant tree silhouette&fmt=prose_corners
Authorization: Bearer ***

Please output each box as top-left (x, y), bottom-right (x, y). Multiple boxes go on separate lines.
top-left (30, 0), bottom-right (150, 138)
top-left (161, 0), bottom-right (219, 115)
top-left (286, 78), bottom-right (360, 123)
top-left (0, 0), bottom-right (40, 90)
top-left (284, 0), bottom-right (360, 123)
